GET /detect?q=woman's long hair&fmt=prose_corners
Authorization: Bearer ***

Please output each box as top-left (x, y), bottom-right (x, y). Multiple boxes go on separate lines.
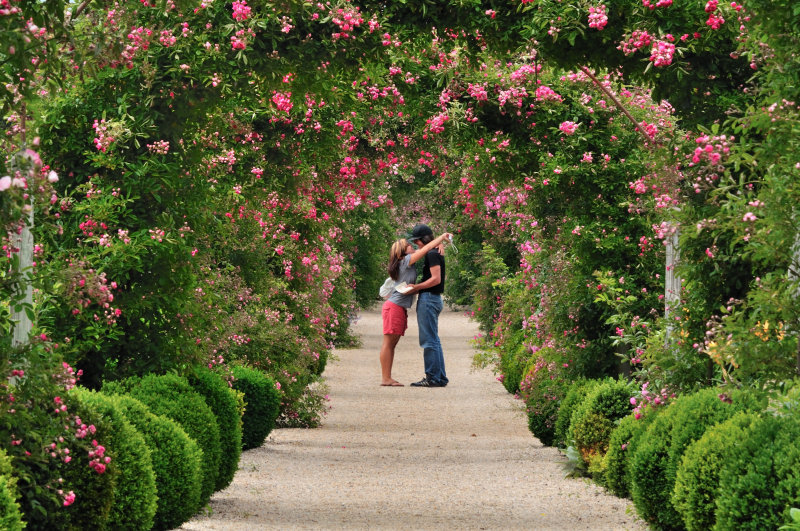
top-left (388, 239), bottom-right (408, 281)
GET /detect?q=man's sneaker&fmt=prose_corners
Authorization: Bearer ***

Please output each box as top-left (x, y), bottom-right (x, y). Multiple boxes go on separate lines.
top-left (410, 377), bottom-right (445, 387)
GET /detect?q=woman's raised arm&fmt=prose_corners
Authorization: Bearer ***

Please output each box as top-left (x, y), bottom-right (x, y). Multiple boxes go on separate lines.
top-left (407, 233), bottom-right (451, 265)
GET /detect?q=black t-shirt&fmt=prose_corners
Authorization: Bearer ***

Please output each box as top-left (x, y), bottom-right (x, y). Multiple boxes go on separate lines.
top-left (420, 249), bottom-right (445, 294)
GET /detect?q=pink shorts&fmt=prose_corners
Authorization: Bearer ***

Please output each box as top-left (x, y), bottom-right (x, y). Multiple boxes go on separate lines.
top-left (382, 300), bottom-right (408, 336)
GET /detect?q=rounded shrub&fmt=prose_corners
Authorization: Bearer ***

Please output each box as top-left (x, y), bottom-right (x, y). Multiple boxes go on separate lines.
top-left (714, 414), bottom-right (800, 530)
top-left (104, 373), bottom-right (221, 507)
top-left (232, 365), bottom-right (281, 450)
top-left (111, 394), bottom-right (203, 530)
top-left (629, 387), bottom-right (765, 529)
top-left (187, 366), bottom-right (242, 491)
top-left (603, 410), bottom-right (658, 499)
top-left (521, 356), bottom-right (570, 447)
top-left (572, 410), bottom-right (614, 479)
top-left (553, 378), bottom-right (591, 448)
top-left (672, 411), bottom-right (759, 531)
top-left (665, 388), bottom-right (765, 493)
top-left (499, 343), bottom-right (527, 394)
top-left (629, 409), bottom-right (681, 529)
top-left (568, 378), bottom-right (635, 477)
top-left (72, 388), bottom-right (158, 531)
top-left (0, 449), bottom-right (24, 531)
top-left (525, 375), bottom-right (569, 447)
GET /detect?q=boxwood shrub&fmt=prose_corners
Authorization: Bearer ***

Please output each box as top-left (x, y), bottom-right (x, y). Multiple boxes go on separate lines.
top-left (629, 409), bottom-right (679, 529)
top-left (714, 414), bottom-right (800, 530)
top-left (232, 365), bottom-right (281, 450)
top-left (672, 411), bottom-right (759, 531)
top-left (603, 409), bottom-right (658, 499)
top-left (568, 378), bottom-right (636, 479)
top-left (187, 366), bottom-right (242, 491)
top-left (72, 388), bottom-right (158, 531)
top-left (629, 387), bottom-right (765, 530)
top-left (111, 394), bottom-right (204, 530)
top-left (665, 388), bottom-right (765, 493)
top-left (521, 357), bottom-right (570, 447)
top-left (104, 373), bottom-right (221, 507)
top-left (553, 378), bottom-right (591, 448)
top-left (0, 449), bottom-right (24, 531)
top-left (499, 343), bottom-right (528, 395)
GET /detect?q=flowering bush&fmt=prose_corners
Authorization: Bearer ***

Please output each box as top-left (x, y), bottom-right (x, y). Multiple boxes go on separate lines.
top-left (0, 347), bottom-right (114, 528)
top-left (44, 390), bottom-right (116, 530)
top-left (521, 0), bottom-right (751, 123)
top-left (278, 378), bottom-right (332, 429)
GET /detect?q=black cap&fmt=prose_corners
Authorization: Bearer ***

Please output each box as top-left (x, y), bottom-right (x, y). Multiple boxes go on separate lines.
top-left (408, 223), bottom-right (434, 241)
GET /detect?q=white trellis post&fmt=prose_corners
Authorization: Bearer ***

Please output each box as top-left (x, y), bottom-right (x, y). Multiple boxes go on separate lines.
top-left (664, 226), bottom-right (680, 340)
top-left (11, 201), bottom-right (34, 348)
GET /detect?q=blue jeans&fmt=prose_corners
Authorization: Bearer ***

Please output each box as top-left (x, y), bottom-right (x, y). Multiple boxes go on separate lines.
top-left (417, 292), bottom-right (448, 385)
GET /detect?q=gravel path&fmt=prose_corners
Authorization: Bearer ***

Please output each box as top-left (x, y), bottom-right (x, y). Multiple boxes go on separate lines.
top-left (182, 307), bottom-right (646, 530)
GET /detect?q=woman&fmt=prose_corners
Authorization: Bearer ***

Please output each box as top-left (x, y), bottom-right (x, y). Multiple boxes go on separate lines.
top-left (380, 232), bottom-right (451, 386)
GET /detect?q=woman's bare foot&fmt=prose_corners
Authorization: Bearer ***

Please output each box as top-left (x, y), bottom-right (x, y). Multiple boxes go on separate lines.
top-left (380, 380), bottom-right (404, 386)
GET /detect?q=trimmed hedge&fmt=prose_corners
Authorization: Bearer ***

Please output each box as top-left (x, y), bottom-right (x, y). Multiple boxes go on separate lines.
top-left (187, 366), bottom-right (242, 491)
top-left (568, 378), bottom-right (635, 478)
top-left (673, 411), bottom-right (759, 531)
top-left (104, 373), bottom-right (221, 507)
top-left (553, 378), bottom-right (591, 448)
top-left (112, 394), bottom-right (204, 530)
top-left (232, 365), bottom-right (281, 450)
top-left (629, 387), bottom-right (765, 529)
top-left (499, 344), bottom-right (527, 395)
top-left (665, 388), bottom-right (765, 494)
top-left (603, 410), bottom-right (657, 499)
top-left (0, 449), bottom-right (24, 531)
top-left (72, 388), bottom-right (158, 531)
top-left (629, 411), bottom-right (678, 529)
top-left (525, 374), bottom-right (569, 447)
top-left (715, 414), bottom-right (800, 530)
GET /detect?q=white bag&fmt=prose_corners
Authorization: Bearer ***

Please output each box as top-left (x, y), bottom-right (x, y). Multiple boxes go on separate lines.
top-left (379, 277), bottom-right (397, 298)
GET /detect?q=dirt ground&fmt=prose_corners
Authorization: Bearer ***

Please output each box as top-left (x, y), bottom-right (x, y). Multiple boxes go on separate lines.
top-left (182, 306), bottom-right (646, 530)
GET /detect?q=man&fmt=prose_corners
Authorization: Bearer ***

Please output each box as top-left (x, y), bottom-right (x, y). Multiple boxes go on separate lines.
top-left (407, 223), bottom-right (448, 387)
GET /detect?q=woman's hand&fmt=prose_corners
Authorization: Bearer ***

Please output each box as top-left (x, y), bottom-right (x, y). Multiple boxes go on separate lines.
top-left (436, 233), bottom-right (452, 254)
